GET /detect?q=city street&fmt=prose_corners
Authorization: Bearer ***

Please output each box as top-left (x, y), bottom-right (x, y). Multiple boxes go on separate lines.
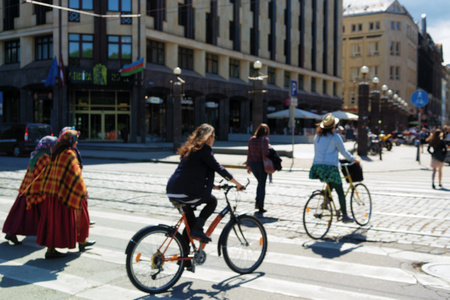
top-left (0, 144), bottom-right (450, 299)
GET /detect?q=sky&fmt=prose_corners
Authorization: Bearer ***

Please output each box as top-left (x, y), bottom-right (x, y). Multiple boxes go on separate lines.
top-left (401, 0), bottom-right (450, 65)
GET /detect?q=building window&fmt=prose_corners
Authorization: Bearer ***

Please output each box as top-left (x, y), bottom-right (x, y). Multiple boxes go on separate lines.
top-left (5, 39), bottom-right (20, 64)
top-left (369, 22), bottom-right (374, 30)
top-left (284, 71), bottom-right (291, 88)
top-left (396, 22), bottom-right (401, 31)
top-left (107, 35), bottom-right (132, 63)
top-left (351, 44), bottom-right (361, 57)
top-left (4, 0), bottom-right (20, 30)
top-left (229, 58), bottom-right (240, 78)
top-left (376, 22), bottom-right (380, 29)
top-left (358, 24), bottom-right (362, 31)
top-left (395, 42), bottom-right (400, 55)
top-left (108, 0), bottom-right (131, 11)
top-left (206, 53), bottom-right (218, 74)
top-left (311, 77), bottom-right (316, 92)
top-left (351, 24), bottom-right (356, 32)
top-left (268, 67), bottom-right (276, 85)
top-left (390, 42), bottom-right (400, 55)
top-left (333, 82), bottom-right (337, 96)
top-left (146, 40), bottom-right (164, 65)
top-left (390, 66), bottom-right (400, 80)
top-left (178, 47), bottom-right (193, 70)
top-left (69, 34), bottom-right (93, 59)
top-left (350, 67), bottom-right (359, 81)
top-left (69, 0), bottom-right (93, 22)
top-left (395, 66), bottom-right (400, 80)
top-left (147, 0), bottom-right (166, 20)
top-left (298, 74), bottom-right (304, 90)
top-left (369, 66), bottom-right (378, 79)
top-left (322, 80), bottom-right (327, 94)
top-left (35, 35), bottom-right (53, 61)
top-left (368, 42), bottom-right (379, 56)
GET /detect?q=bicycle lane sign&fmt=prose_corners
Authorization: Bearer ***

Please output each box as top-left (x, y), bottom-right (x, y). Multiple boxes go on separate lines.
top-left (411, 90), bottom-right (429, 107)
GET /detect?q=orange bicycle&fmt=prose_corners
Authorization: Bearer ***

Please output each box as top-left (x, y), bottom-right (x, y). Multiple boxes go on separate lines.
top-left (125, 179), bottom-right (267, 294)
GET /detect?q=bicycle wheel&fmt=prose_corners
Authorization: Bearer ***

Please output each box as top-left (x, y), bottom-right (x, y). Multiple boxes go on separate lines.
top-left (221, 215), bottom-right (267, 274)
top-left (303, 191), bottom-right (333, 239)
top-left (126, 226), bottom-right (187, 294)
top-left (369, 144), bottom-right (379, 156)
top-left (350, 183), bottom-right (372, 226)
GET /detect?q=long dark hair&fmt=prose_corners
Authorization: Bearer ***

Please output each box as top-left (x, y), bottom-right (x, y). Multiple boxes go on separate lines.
top-left (253, 123), bottom-right (270, 138)
top-left (315, 125), bottom-right (334, 136)
top-left (426, 129), bottom-right (442, 148)
top-left (178, 123), bottom-right (214, 159)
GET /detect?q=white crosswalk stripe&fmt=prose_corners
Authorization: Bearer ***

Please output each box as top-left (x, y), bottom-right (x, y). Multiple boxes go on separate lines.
top-left (1, 197), bottom-right (450, 299)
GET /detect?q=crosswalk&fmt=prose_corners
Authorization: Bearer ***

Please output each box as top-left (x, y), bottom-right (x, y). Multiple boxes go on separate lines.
top-left (1, 196), bottom-right (449, 300)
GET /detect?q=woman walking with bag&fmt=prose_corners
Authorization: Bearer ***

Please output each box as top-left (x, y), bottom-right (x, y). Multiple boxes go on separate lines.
top-left (246, 123), bottom-right (271, 214)
top-left (427, 129), bottom-right (447, 189)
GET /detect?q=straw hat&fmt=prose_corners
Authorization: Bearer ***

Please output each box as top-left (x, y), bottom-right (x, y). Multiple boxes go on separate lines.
top-left (320, 113), bottom-right (339, 129)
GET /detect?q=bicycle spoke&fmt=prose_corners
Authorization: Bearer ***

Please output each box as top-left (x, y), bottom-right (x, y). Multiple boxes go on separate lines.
top-left (303, 192), bottom-right (332, 239)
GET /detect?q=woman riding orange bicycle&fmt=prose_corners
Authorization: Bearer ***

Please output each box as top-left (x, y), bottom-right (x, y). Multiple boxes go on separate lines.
top-left (166, 124), bottom-right (245, 244)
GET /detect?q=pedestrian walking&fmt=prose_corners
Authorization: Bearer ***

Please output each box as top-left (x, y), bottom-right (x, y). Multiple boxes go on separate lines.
top-left (246, 123), bottom-right (270, 214)
top-left (25, 129), bottom-right (95, 259)
top-left (309, 113), bottom-right (360, 223)
top-left (2, 136), bottom-right (57, 245)
top-left (166, 123), bottom-right (244, 244)
top-left (426, 129), bottom-right (447, 189)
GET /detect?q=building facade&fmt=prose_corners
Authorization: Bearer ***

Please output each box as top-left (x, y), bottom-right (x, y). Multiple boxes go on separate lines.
top-left (0, 0), bottom-right (343, 142)
top-left (342, 0), bottom-right (417, 131)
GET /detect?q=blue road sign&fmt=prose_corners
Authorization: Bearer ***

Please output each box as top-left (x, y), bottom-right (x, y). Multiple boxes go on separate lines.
top-left (411, 90), bottom-right (429, 107)
top-left (290, 80), bottom-right (297, 97)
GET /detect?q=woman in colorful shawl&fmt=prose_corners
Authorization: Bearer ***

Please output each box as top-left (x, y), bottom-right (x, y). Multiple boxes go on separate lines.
top-left (26, 130), bottom-right (95, 259)
top-left (3, 136), bottom-right (57, 245)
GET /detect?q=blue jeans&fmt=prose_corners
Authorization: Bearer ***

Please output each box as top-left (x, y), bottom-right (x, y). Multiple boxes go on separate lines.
top-left (249, 161), bottom-right (268, 209)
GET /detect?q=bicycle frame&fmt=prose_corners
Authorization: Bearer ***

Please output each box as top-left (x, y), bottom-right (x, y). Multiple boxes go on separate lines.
top-left (159, 183), bottom-right (243, 264)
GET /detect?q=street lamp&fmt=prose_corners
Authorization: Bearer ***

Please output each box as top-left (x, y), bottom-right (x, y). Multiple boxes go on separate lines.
top-left (357, 66), bottom-right (370, 156)
top-left (171, 67), bottom-right (184, 152)
top-left (370, 77), bottom-right (380, 133)
top-left (249, 60), bottom-right (267, 134)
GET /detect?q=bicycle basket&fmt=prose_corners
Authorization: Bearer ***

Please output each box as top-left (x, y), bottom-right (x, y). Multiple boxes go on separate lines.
top-left (339, 159), bottom-right (364, 183)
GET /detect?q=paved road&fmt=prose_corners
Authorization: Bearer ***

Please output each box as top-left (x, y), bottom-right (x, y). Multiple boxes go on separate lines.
top-left (1, 143), bottom-right (450, 299)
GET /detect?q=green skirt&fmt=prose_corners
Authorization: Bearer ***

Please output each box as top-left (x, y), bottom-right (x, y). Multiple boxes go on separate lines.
top-left (309, 164), bottom-right (342, 185)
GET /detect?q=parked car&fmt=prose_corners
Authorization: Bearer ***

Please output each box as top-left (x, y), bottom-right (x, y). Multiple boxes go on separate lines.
top-left (0, 123), bottom-right (53, 157)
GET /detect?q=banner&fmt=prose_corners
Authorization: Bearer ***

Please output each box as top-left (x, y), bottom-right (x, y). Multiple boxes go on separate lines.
top-left (45, 57), bottom-right (58, 87)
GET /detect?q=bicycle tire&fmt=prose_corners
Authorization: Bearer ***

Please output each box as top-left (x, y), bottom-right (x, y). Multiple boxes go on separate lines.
top-left (221, 215), bottom-right (267, 274)
top-left (369, 144), bottom-right (379, 156)
top-left (303, 191), bottom-right (333, 239)
top-left (350, 183), bottom-right (372, 226)
top-left (126, 226), bottom-right (187, 294)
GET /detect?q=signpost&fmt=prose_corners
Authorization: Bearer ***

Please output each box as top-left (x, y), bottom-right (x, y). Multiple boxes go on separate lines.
top-left (411, 90), bottom-right (429, 163)
top-left (290, 81), bottom-right (297, 170)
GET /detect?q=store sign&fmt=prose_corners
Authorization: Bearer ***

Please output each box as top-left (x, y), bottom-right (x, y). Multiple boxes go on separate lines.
top-left (68, 67), bottom-right (132, 85)
top-left (205, 102), bottom-right (218, 108)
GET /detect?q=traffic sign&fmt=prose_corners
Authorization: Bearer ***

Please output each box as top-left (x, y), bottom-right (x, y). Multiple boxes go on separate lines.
top-left (290, 80), bottom-right (297, 97)
top-left (411, 90), bottom-right (429, 107)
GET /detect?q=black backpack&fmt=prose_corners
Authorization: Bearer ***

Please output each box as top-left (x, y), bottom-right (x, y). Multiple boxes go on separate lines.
top-left (268, 147), bottom-right (282, 171)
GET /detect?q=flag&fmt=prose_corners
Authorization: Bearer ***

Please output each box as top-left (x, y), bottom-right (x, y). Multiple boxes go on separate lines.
top-left (118, 58), bottom-right (144, 77)
top-left (59, 54), bottom-right (66, 87)
top-left (45, 57), bottom-right (58, 87)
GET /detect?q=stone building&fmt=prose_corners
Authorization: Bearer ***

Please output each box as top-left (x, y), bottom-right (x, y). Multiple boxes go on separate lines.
top-left (342, 0), bottom-right (417, 131)
top-left (0, 0), bottom-right (343, 142)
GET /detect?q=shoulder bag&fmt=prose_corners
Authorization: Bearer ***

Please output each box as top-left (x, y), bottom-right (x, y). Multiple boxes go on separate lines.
top-left (261, 137), bottom-right (275, 174)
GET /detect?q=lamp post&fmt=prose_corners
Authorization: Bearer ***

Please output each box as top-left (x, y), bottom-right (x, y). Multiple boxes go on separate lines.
top-left (370, 76), bottom-right (380, 133)
top-left (249, 60), bottom-right (267, 134)
top-left (380, 84), bottom-right (388, 132)
top-left (357, 66), bottom-right (370, 156)
top-left (171, 67), bottom-right (184, 152)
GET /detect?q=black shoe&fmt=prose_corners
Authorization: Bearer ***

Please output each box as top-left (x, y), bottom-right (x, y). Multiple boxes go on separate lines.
top-left (432, 183), bottom-right (436, 189)
top-left (45, 249), bottom-right (66, 259)
top-left (5, 234), bottom-right (22, 245)
top-left (190, 230), bottom-right (212, 243)
top-left (439, 184), bottom-right (443, 188)
top-left (258, 208), bottom-right (267, 213)
top-left (79, 240), bottom-right (96, 252)
top-left (90, 220), bottom-right (96, 226)
top-left (342, 215), bottom-right (354, 223)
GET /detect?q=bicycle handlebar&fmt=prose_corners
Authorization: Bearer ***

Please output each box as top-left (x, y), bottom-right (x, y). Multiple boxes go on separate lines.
top-left (218, 178), bottom-right (250, 191)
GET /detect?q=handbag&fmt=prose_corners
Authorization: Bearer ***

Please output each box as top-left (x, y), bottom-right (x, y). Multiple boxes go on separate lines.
top-left (262, 138), bottom-right (275, 174)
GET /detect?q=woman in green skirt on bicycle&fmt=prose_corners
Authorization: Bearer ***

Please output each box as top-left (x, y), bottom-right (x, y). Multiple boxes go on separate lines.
top-left (309, 113), bottom-right (360, 223)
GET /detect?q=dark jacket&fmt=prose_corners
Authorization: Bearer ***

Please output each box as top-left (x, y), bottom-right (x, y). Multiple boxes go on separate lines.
top-left (268, 147), bottom-right (282, 171)
top-left (427, 140), bottom-right (447, 162)
top-left (166, 144), bottom-right (233, 200)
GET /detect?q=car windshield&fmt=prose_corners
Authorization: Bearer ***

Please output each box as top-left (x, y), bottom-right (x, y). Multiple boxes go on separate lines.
top-left (28, 124), bottom-right (52, 143)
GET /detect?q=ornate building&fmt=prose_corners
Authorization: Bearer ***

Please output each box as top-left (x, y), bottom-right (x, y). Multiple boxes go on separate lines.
top-left (0, 0), bottom-right (344, 142)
